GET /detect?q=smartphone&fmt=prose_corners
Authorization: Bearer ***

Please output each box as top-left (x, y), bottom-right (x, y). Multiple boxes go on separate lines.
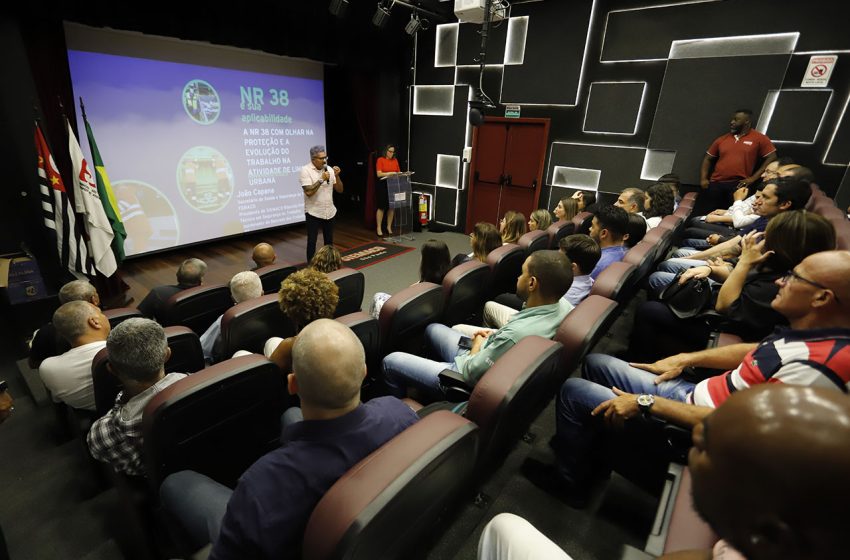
top-left (457, 336), bottom-right (473, 350)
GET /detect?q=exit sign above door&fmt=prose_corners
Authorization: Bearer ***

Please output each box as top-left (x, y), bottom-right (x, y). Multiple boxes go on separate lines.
top-left (505, 105), bottom-right (521, 118)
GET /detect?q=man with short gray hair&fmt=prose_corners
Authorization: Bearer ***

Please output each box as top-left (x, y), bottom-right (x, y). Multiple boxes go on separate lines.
top-left (200, 271), bottom-right (263, 363)
top-left (38, 301), bottom-right (111, 411)
top-left (29, 280), bottom-right (101, 369)
top-left (299, 145), bottom-right (344, 261)
top-left (138, 257), bottom-right (207, 322)
top-left (87, 318), bottom-right (186, 476)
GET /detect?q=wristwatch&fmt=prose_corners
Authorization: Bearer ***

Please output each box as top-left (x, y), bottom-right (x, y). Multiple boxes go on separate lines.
top-left (637, 394), bottom-right (655, 418)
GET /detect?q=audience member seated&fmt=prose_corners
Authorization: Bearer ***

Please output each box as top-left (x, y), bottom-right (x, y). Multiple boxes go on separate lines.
top-left (29, 280), bottom-right (100, 369)
top-left (382, 250), bottom-right (573, 402)
top-left (200, 271), bottom-right (264, 363)
top-left (681, 184), bottom-right (764, 248)
top-left (614, 187), bottom-right (646, 219)
top-left (624, 213), bottom-right (648, 249)
top-left (39, 301), bottom-right (111, 412)
top-left (571, 190), bottom-right (597, 234)
top-left (632, 211), bottom-right (835, 362)
top-left (657, 173), bottom-right (681, 209)
top-left (483, 235), bottom-right (599, 328)
top-left (308, 244), bottom-right (341, 274)
top-left (499, 211), bottom-right (527, 245)
top-left (451, 222), bottom-right (501, 268)
top-left (251, 243), bottom-right (277, 269)
top-left (159, 319), bottom-right (419, 558)
top-left (588, 205), bottom-right (629, 280)
top-left (370, 239), bottom-right (451, 319)
top-left (87, 319), bottom-right (186, 476)
top-left (643, 182), bottom-right (676, 229)
top-left (481, 384), bottom-right (850, 560)
top-left (527, 208), bottom-right (552, 232)
top-left (523, 250), bottom-right (850, 507)
top-left (649, 177), bottom-right (812, 291)
top-left (137, 258), bottom-right (207, 323)
top-left (553, 196), bottom-right (579, 225)
top-left (263, 268), bottom-right (339, 373)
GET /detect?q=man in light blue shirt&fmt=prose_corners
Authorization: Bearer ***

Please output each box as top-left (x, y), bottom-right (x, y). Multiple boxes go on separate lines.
top-left (200, 271), bottom-right (263, 363)
top-left (382, 250), bottom-right (574, 402)
top-left (588, 205), bottom-right (629, 280)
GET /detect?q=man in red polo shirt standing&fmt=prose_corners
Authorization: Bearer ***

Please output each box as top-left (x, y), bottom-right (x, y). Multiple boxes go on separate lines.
top-left (699, 109), bottom-right (777, 214)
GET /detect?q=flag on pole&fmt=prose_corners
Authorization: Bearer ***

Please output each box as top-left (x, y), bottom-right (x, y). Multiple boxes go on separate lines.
top-left (66, 117), bottom-right (118, 277)
top-left (35, 121), bottom-right (91, 275)
top-left (82, 104), bottom-right (126, 264)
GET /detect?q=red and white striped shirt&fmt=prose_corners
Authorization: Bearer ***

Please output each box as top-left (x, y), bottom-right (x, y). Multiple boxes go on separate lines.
top-left (689, 328), bottom-right (850, 408)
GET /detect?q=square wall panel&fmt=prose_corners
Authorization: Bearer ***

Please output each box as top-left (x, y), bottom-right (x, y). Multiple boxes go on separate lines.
top-left (762, 89), bottom-right (832, 144)
top-left (413, 85), bottom-right (456, 116)
top-left (436, 154), bottom-right (461, 189)
top-left (583, 82), bottom-right (647, 135)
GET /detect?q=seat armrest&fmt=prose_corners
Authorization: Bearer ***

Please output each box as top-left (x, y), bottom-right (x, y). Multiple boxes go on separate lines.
top-left (663, 423), bottom-right (693, 465)
top-left (438, 369), bottom-right (473, 402)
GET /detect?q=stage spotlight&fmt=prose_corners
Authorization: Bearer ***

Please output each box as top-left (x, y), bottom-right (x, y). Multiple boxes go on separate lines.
top-left (372, 3), bottom-right (392, 28)
top-left (404, 15), bottom-right (422, 35)
top-left (329, 0), bottom-right (349, 17)
top-left (468, 94), bottom-right (496, 127)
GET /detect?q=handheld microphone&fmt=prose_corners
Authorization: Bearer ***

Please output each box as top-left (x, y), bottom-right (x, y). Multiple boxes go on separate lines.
top-left (323, 163), bottom-right (329, 182)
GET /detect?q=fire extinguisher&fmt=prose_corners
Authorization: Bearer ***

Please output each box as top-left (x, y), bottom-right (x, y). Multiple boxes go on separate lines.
top-left (419, 195), bottom-right (428, 225)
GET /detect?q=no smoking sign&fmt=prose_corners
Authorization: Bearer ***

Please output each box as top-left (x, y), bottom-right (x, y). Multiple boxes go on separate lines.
top-left (802, 55), bottom-right (837, 87)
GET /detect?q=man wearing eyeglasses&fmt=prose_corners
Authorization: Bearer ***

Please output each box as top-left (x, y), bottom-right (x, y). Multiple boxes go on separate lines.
top-left (300, 145), bottom-right (343, 261)
top-left (523, 250), bottom-right (850, 507)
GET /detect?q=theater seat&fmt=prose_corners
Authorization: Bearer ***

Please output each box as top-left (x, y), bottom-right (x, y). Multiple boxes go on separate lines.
top-left (518, 230), bottom-right (549, 257)
top-left (485, 244), bottom-right (525, 299)
top-left (302, 411), bottom-right (479, 560)
top-left (546, 220), bottom-right (576, 250)
top-left (255, 262), bottom-right (297, 295)
top-left (91, 326), bottom-right (206, 418)
top-left (336, 312), bottom-right (380, 374)
top-left (624, 239), bottom-right (661, 281)
top-left (162, 284), bottom-right (232, 334)
top-left (833, 218), bottom-right (850, 250)
top-left (328, 268), bottom-right (365, 317)
top-left (378, 283), bottom-right (443, 356)
top-left (554, 295), bottom-right (618, 375)
top-left (142, 355), bottom-right (291, 491)
top-left (219, 294), bottom-right (295, 358)
top-left (104, 307), bottom-right (143, 329)
top-left (590, 261), bottom-right (637, 302)
top-left (440, 260), bottom-right (489, 326)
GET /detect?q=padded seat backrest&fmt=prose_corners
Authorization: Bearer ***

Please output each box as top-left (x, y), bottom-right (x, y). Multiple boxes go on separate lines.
top-left (255, 262), bottom-right (297, 295)
top-left (624, 239), bottom-right (659, 280)
top-left (554, 295), bottom-right (618, 373)
top-left (142, 355), bottom-right (290, 491)
top-left (302, 411), bottom-right (479, 560)
top-left (546, 220), bottom-right (576, 249)
top-left (672, 204), bottom-right (691, 221)
top-left (336, 312), bottom-right (380, 372)
top-left (663, 468), bottom-right (718, 554)
top-left (163, 284), bottom-right (232, 334)
top-left (834, 218), bottom-right (850, 251)
top-left (163, 326), bottom-right (206, 374)
top-left (378, 283), bottom-right (443, 356)
top-left (518, 230), bottom-right (550, 256)
top-left (91, 327), bottom-right (206, 418)
top-left (219, 294), bottom-right (295, 358)
top-left (440, 260), bottom-right (489, 326)
top-left (465, 336), bottom-right (563, 467)
top-left (485, 244), bottom-right (525, 299)
top-left (104, 307), bottom-right (143, 329)
top-left (590, 261), bottom-right (637, 302)
top-left (328, 268), bottom-right (366, 317)
top-left (642, 227), bottom-right (673, 263)
top-left (658, 214), bottom-right (682, 232)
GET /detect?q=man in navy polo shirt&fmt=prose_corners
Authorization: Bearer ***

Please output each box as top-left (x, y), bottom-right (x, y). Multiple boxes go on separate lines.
top-left (160, 319), bottom-right (418, 559)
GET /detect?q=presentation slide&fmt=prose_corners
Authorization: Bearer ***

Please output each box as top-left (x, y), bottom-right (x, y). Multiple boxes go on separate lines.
top-left (64, 23), bottom-right (326, 257)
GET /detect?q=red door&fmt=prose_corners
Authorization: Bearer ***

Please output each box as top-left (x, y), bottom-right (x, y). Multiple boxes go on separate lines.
top-left (466, 118), bottom-right (549, 232)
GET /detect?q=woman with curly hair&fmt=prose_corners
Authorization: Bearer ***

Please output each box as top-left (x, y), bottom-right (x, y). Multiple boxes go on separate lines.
top-left (500, 211), bottom-right (527, 244)
top-left (643, 182), bottom-right (676, 228)
top-left (309, 245), bottom-right (342, 273)
top-left (265, 268), bottom-right (340, 371)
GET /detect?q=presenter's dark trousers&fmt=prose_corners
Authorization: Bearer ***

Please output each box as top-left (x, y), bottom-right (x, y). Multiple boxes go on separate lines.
top-left (694, 180), bottom-right (740, 217)
top-left (306, 212), bottom-right (334, 262)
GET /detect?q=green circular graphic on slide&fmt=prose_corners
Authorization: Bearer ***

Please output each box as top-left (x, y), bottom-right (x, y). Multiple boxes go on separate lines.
top-left (182, 79), bottom-right (221, 125)
top-left (176, 146), bottom-right (234, 213)
top-left (112, 180), bottom-right (180, 256)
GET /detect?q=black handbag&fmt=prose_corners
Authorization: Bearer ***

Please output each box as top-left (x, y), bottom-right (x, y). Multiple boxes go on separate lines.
top-left (658, 269), bottom-right (714, 319)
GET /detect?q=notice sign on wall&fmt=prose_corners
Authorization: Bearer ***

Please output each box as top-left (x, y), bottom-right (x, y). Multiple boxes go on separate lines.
top-left (801, 55), bottom-right (837, 87)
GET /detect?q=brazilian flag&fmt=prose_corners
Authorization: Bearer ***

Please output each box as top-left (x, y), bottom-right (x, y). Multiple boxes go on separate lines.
top-left (83, 114), bottom-right (126, 263)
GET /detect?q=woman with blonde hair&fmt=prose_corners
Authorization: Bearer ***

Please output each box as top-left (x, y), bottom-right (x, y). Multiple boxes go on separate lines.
top-left (451, 222), bottom-right (501, 267)
top-left (499, 211), bottom-right (527, 244)
top-left (528, 209), bottom-right (552, 232)
top-left (553, 197), bottom-right (579, 223)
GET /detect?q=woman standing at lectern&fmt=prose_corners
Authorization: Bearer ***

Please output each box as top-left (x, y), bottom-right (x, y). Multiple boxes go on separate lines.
top-left (375, 144), bottom-right (401, 237)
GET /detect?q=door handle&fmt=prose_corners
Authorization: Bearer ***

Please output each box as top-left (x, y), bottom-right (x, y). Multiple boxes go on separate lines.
top-left (474, 170), bottom-right (480, 182)
top-left (506, 174), bottom-right (512, 185)
top-left (532, 179), bottom-right (537, 189)
top-left (498, 174), bottom-right (505, 185)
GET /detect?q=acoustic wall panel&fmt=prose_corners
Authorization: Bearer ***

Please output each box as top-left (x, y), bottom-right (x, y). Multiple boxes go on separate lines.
top-left (434, 187), bottom-right (459, 225)
top-left (548, 142), bottom-right (648, 193)
top-left (583, 82), bottom-right (647, 135)
top-left (552, 166), bottom-right (600, 190)
top-left (435, 24), bottom-right (459, 67)
top-left (641, 150), bottom-right (677, 181)
top-left (413, 85), bottom-right (456, 116)
top-left (647, 54), bottom-right (790, 184)
top-left (504, 16), bottom-right (529, 65)
top-left (500, 0), bottom-right (595, 106)
top-left (410, 86), bottom-right (468, 186)
top-left (824, 93), bottom-right (850, 165)
top-left (760, 89), bottom-right (833, 144)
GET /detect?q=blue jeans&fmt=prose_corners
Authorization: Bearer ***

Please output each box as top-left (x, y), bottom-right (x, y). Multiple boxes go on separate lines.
top-left (681, 238), bottom-right (711, 249)
top-left (647, 254), bottom-right (708, 292)
top-left (382, 323), bottom-right (467, 401)
top-left (553, 354), bottom-right (695, 484)
top-left (160, 470), bottom-right (233, 550)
